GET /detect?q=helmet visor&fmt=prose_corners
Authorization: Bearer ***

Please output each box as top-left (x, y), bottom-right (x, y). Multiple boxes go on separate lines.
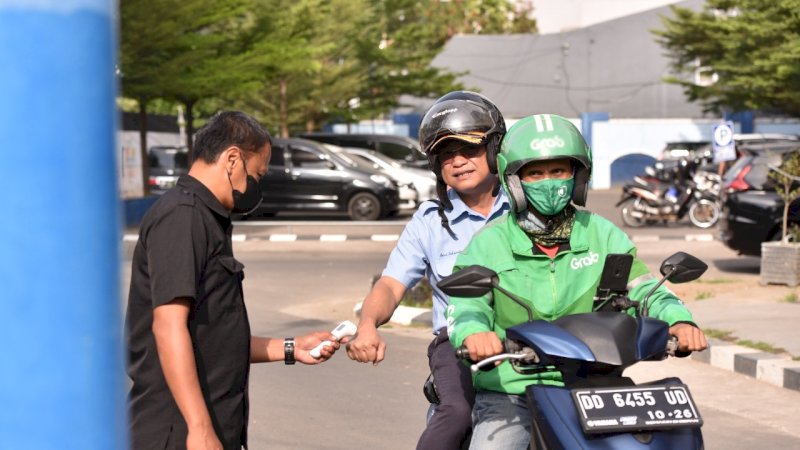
top-left (420, 100), bottom-right (501, 154)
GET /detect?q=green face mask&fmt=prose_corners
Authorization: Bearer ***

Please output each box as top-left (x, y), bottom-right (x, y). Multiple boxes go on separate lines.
top-left (521, 177), bottom-right (574, 216)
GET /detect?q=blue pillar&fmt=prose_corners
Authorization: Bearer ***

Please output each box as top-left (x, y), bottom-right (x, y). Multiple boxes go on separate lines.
top-left (0, 1), bottom-right (126, 449)
top-left (724, 110), bottom-right (755, 134)
top-left (391, 112), bottom-right (423, 139)
top-left (580, 112), bottom-right (609, 150)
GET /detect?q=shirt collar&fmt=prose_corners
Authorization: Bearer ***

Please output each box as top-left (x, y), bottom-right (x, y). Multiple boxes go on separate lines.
top-left (177, 175), bottom-right (230, 218)
top-left (445, 187), bottom-right (509, 223)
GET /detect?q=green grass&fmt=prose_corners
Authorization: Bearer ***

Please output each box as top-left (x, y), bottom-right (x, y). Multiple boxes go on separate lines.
top-left (694, 291), bottom-right (713, 300)
top-left (696, 278), bottom-right (735, 284)
top-left (703, 328), bottom-right (735, 341)
top-left (705, 328), bottom-right (791, 356)
top-left (400, 278), bottom-right (434, 309)
top-left (737, 340), bottom-right (787, 355)
top-left (780, 292), bottom-right (798, 303)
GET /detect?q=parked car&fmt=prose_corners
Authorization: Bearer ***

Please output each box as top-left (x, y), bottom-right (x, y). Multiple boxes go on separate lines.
top-left (297, 132), bottom-right (429, 168)
top-left (340, 147), bottom-right (437, 204)
top-left (147, 145), bottom-right (189, 194)
top-left (322, 144), bottom-right (419, 211)
top-left (245, 138), bottom-right (400, 221)
top-left (717, 140), bottom-right (800, 256)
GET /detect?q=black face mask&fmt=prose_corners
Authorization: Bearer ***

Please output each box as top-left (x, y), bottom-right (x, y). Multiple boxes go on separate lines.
top-left (229, 156), bottom-right (263, 215)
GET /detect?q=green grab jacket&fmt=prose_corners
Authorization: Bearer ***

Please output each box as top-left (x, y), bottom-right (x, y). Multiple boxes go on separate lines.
top-left (445, 210), bottom-right (696, 395)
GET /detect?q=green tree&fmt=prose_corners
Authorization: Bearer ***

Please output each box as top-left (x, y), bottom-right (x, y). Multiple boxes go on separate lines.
top-left (121, 0), bottom-right (539, 141)
top-left (654, 0), bottom-right (800, 116)
top-left (768, 151), bottom-right (800, 241)
top-left (119, 0), bottom-right (186, 188)
top-left (120, 0), bottom-right (260, 153)
top-left (224, 0), bottom-right (367, 137)
top-left (343, 0), bottom-right (537, 127)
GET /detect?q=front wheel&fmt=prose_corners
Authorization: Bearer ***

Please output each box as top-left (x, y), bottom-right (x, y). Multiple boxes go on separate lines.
top-left (620, 198), bottom-right (647, 228)
top-left (688, 198), bottom-right (720, 228)
top-left (348, 192), bottom-right (382, 221)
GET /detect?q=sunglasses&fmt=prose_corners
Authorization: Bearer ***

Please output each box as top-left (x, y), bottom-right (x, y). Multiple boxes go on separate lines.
top-left (437, 144), bottom-right (485, 164)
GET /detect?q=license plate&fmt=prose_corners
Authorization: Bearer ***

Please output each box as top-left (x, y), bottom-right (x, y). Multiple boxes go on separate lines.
top-left (572, 384), bottom-right (702, 434)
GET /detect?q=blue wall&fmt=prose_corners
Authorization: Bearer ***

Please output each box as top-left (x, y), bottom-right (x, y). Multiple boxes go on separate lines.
top-left (610, 154), bottom-right (657, 186)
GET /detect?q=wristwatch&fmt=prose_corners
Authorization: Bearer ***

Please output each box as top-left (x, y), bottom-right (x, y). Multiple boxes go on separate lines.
top-left (284, 337), bottom-right (295, 365)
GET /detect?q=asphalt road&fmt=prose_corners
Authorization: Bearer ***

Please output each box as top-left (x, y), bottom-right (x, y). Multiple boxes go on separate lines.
top-left (232, 188), bottom-right (718, 241)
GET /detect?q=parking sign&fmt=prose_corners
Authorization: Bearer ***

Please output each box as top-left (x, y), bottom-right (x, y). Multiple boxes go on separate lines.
top-left (712, 121), bottom-right (736, 163)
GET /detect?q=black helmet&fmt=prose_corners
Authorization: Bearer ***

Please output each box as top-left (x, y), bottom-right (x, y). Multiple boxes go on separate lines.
top-left (418, 91), bottom-right (506, 209)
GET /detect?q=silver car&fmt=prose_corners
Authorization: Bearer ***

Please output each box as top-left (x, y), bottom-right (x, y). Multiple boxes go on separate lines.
top-left (322, 144), bottom-right (419, 211)
top-left (341, 147), bottom-right (437, 206)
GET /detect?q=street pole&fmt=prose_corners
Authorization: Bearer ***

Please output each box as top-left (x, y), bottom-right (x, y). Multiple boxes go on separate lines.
top-left (0, 1), bottom-right (127, 449)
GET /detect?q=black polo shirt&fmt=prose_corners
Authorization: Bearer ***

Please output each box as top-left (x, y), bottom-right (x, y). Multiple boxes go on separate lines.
top-left (126, 175), bottom-right (251, 450)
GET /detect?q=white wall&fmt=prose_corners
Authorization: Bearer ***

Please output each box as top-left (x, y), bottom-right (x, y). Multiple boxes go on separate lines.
top-left (589, 119), bottom-right (800, 188)
top-left (532, 0), bottom-right (680, 34)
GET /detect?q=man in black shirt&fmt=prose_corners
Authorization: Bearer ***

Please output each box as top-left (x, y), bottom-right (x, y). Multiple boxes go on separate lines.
top-left (126, 111), bottom-right (340, 450)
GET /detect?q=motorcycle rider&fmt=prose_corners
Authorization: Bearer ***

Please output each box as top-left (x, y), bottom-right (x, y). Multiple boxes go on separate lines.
top-left (445, 114), bottom-right (708, 449)
top-left (346, 91), bottom-right (510, 449)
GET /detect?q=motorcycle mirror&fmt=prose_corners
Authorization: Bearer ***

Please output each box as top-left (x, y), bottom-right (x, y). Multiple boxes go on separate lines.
top-left (659, 252), bottom-right (708, 283)
top-left (438, 265), bottom-right (498, 298)
top-left (439, 265), bottom-right (535, 322)
top-left (641, 252), bottom-right (708, 316)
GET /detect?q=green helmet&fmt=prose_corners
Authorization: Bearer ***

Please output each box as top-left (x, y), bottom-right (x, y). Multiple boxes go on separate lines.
top-left (497, 114), bottom-right (592, 213)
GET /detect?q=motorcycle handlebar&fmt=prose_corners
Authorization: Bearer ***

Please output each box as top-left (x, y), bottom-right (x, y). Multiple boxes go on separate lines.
top-left (666, 336), bottom-right (692, 358)
top-left (455, 342), bottom-right (538, 373)
top-left (459, 336), bottom-right (689, 370)
top-left (455, 345), bottom-right (469, 361)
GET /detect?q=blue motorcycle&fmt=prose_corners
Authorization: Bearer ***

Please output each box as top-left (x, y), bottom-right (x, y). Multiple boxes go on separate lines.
top-left (439, 252), bottom-right (707, 450)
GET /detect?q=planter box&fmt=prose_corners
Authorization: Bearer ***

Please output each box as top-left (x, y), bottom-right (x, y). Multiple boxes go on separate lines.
top-left (760, 241), bottom-right (800, 287)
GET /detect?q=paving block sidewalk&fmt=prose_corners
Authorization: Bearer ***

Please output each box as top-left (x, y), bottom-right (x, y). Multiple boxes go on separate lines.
top-left (686, 284), bottom-right (800, 392)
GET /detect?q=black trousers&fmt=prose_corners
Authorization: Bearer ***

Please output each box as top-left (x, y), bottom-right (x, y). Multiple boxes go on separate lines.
top-left (416, 328), bottom-right (475, 450)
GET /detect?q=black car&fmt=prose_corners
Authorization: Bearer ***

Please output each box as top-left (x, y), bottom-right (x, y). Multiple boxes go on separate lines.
top-left (297, 132), bottom-right (429, 168)
top-left (247, 138), bottom-right (400, 220)
top-left (717, 141), bottom-right (800, 256)
top-left (148, 145), bottom-right (189, 194)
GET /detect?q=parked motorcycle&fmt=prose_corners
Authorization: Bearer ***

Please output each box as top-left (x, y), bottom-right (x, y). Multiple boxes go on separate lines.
top-left (439, 252), bottom-right (707, 450)
top-left (617, 158), bottom-right (720, 229)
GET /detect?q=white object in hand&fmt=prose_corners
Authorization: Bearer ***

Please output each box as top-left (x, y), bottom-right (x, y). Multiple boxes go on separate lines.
top-left (309, 320), bottom-right (357, 358)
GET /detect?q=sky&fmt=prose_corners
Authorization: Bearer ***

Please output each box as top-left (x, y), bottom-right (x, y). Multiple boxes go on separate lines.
top-left (531, 0), bottom-right (681, 34)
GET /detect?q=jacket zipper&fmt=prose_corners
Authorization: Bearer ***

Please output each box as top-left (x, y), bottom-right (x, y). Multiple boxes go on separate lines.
top-left (549, 258), bottom-right (556, 316)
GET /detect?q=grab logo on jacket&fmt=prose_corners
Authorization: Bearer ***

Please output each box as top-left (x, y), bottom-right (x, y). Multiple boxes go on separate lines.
top-left (570, 251), bottom-right (599, 270)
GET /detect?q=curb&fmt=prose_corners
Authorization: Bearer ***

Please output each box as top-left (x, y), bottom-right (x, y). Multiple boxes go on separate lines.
top-left (352, 302), bottom-right (432, 328)
top-left (354, 302), bottom-right (800, 393)
top-left (691, 339), bottom-right (800, 392)
top-left (123, 233), bottom-right (401, 243)
top-left (124, 233), bottom-right (714, 244)
top-left (631, 233), bottom-right (714, 243)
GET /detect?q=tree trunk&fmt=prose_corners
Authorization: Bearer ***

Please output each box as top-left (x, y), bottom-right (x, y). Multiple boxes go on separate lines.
top-left (279, 79), bottom-right (288, 138)
top-left (138, 98), bottom-right (150, 196)
top-left (184, 99), bottom-right (195, 160)
top-left (783, 183), bottom-right (790, 241)
top-left (305, 116), bottom-right (315, 132)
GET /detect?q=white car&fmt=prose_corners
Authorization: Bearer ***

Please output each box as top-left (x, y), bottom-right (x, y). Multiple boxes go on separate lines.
top-left (342, 147), bottom-right (437, 205)
top-left (323, 144), bottom-right (420, 211)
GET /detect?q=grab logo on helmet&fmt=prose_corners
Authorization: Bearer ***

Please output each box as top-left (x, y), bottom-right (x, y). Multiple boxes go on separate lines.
top-left (530, 136), bottom-right (565, 151)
